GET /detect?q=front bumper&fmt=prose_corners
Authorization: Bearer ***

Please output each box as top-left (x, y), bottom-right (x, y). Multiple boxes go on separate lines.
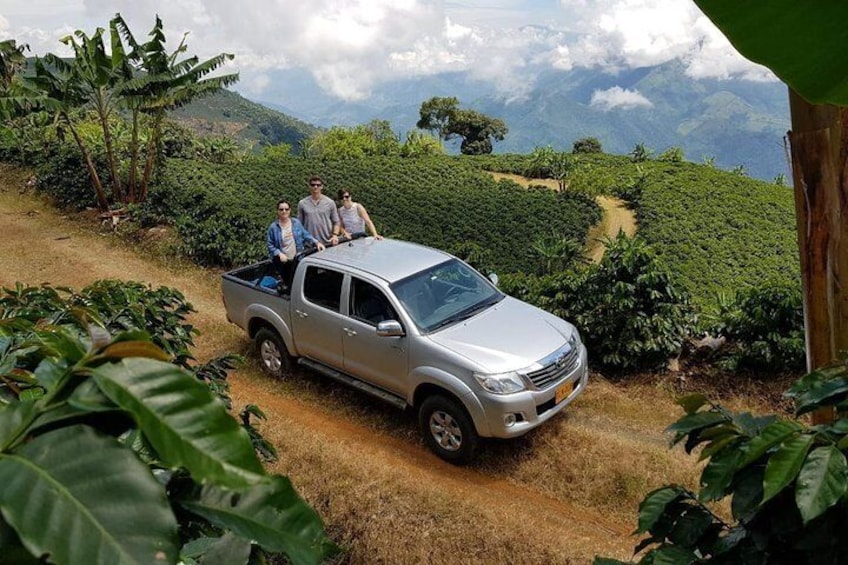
top-left (465, 344), bottom-right (589, 439)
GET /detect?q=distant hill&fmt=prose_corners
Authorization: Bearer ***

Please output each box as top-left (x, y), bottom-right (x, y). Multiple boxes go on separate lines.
top-left (246, 61), bottom-right (790, 180)
top-left (171, 89), bottom-right (319, 152)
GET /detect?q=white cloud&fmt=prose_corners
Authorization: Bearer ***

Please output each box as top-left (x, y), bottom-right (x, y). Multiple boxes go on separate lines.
top-left (1, 0), bottom-right (778, 102)
top-left (561, 0), bottom-right (775, 81)
top-left (590, 86), bottom-right (653, 110)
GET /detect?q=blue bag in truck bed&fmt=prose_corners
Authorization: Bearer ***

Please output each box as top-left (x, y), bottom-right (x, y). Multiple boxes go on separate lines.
top-left (257, 276), bottom-right (279, 290)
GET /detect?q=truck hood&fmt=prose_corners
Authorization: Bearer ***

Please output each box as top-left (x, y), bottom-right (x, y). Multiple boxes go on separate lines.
top-left (426, 296), bottom-right (575, 373)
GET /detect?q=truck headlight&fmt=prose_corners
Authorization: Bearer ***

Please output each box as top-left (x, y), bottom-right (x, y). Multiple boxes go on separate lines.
top-left (569, 331), bottom-right (581, 347)
top-left (473, 371), bottom-right (526, 394)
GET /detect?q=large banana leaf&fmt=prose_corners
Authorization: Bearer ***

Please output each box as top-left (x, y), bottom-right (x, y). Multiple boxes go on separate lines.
top-left (0, 425), bottom-right (178, 564)
top-left (179, 476), bottom-right (337, 565)
top-left (89, 358), bottom-right (264, 487)
top-left (693, 1), bottom-right (848, 104)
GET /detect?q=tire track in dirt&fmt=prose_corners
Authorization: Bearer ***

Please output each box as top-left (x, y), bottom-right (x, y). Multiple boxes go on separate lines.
top-left (0, 169), bottom-right (639, 562)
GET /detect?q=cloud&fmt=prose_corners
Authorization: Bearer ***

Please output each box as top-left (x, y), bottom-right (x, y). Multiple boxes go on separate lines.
top-left (590, 86), bottom-right (653, 110)
top-left (1, 0), bottom-right (777, 103)
top-left (561, 0), bottom-right (775, 81)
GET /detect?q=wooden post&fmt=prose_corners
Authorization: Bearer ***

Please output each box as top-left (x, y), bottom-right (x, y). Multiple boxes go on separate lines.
top-left (787, 88), bottom-right (848, 423)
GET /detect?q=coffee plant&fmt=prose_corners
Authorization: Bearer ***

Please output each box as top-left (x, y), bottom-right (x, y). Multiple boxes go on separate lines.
top-left (501, 233), bottom-right (693, 370)
top-left (711, 282), bottom-right (805, 371)
top-left (0, 281), bottom-right (336, 564)
top-left (596, 357), bottom-right (848, 565)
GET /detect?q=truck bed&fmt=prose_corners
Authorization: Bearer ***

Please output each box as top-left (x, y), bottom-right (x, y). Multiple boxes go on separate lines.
top-left (224, 260), bottom-right (282, 293)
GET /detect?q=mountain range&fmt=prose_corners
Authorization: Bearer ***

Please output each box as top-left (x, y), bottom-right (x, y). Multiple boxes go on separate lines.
top-left (178, 60), bottom-right (791, 181)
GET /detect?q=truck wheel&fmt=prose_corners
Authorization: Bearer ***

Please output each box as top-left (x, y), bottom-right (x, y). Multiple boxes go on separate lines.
top-left (419, 395), bottom-right (478, 464)
top-left (255, 328), bottom-right (292, 378)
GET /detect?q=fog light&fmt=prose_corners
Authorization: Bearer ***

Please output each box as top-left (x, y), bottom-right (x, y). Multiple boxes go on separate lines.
top-left (504, 413), bottom-right (517, 427)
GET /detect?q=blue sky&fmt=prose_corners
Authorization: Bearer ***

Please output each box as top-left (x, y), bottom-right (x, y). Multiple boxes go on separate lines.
top-left (1, 1), bottom-right (773, 102)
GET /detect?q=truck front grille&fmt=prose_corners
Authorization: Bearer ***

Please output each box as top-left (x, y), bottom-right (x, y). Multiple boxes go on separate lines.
top-left (525, 345), bottom-right (580, 389)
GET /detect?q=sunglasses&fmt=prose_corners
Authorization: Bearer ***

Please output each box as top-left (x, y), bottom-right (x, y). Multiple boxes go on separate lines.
top-left (342, 194), bottom-right (351, 199)
top-left (278, 207), bottom-right (290, 211)
top-left (309, 183), bottom-right (323, 187)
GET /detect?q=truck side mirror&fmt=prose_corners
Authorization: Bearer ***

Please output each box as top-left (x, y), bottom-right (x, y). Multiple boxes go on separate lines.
top-left (488, 273), bottom-right (499, 287)
top-left (376, 320), bottom-right (405, 337)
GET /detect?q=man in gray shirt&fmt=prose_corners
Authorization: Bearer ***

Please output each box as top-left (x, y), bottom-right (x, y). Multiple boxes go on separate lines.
top-left (297, 175), bottom-right (341, 246)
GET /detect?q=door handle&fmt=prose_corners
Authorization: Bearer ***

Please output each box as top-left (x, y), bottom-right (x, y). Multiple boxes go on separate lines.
top-left (343, 327), bottom-right (357, 337)
top-left (295, 309), bottom-right (308, 318)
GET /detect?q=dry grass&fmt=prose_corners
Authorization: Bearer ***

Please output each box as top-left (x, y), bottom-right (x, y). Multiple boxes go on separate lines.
top-left (0, 164), bottom-right (785, 563)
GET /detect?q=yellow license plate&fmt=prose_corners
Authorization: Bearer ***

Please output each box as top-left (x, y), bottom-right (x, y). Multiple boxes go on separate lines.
top-left (555, 381), bottom-right (574, 404)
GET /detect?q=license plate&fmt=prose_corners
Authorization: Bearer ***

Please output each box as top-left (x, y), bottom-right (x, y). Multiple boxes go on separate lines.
top-left (555, 381), bottom-right (574, 404)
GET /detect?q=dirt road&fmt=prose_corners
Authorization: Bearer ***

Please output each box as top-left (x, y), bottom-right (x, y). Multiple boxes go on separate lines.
top-left (0, 165), bottom-right (695, 563)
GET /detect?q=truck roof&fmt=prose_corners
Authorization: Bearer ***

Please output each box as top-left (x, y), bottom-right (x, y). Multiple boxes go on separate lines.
top-left (307, 238), bottom-right (451, 283)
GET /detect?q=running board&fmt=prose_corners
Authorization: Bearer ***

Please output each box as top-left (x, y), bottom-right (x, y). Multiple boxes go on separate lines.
top-left (297, 358), bottom-right (408, 410)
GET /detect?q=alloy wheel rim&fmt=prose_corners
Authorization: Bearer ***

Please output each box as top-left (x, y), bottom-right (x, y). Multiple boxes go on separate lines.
top-left (429, 410), bottom-right (462, 451)
top-left (260, 339), bottom-right (281, 373)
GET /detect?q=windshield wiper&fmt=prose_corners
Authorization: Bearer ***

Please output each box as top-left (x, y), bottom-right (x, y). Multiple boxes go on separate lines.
top-left (427, 296), bottom-right (501, 331)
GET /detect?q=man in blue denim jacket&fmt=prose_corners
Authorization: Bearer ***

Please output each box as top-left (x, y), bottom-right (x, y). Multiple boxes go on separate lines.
top-left (267, 199), bottom-right (325, 285)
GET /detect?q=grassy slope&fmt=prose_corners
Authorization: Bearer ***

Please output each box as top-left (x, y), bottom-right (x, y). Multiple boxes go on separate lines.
top-left (170, 89), bottom-right (320, 151)
top-left (637, 162), bottom-right (798, 305)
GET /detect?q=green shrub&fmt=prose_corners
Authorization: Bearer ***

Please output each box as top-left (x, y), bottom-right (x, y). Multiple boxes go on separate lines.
top-left (34, 145), bottom-right (103, 210)
top-left (502, 234), bottom-right (693, 370)
top-left (712, 281), bottom-right (805, 371)
top-left (530, 234), bottom-right (585, 275)
top-left (524, 145), bottom-right (558, 178)
top-left (611, 166), bottom-right (648, 207)
top-left (597, 360), bottom-right (848, 565)
top-left (569, 233), bottom-right (693, 369)
top-left (629, 143), bottom-right (653, 163)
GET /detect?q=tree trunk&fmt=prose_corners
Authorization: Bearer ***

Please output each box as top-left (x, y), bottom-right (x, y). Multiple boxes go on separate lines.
top-left (140, 112), bottom-right (163, 203)
top-left (787, 88), bottom-right (848, 423)
top-left (127, 108), bottom-right (139, 203)
top-left (67, 118), bottom-right (109, 212)
top-left (95, 89), bottom-right (124, 204)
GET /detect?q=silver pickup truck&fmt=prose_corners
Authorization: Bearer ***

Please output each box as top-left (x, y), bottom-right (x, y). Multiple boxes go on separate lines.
top-left (222, 237), bottom-right (588, 463)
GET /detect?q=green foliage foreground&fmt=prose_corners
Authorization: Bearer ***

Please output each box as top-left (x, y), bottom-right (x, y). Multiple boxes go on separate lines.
top-left (0, 281), bottom-right (335, 564)
top-left (596, 359), bottom-right (848, 565)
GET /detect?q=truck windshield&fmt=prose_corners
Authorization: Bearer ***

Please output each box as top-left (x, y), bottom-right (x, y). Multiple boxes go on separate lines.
top-left (391, 259), bottom-right (504, 333)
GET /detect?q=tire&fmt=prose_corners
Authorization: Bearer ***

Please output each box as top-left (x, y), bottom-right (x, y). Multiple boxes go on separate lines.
top-left (254, 328), bottom-right (292, 378)
top-left (419, 395), bottom-right (479, 464)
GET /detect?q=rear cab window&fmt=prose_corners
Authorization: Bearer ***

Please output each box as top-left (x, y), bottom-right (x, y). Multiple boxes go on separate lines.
top-left (303, 266), bottom-right (344, 312)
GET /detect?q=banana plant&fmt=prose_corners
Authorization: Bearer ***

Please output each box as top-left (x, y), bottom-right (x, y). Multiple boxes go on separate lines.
top-left (59, 26), bottom-right (134, 205)
top-left (112, 14), bottom-right (239, 202)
